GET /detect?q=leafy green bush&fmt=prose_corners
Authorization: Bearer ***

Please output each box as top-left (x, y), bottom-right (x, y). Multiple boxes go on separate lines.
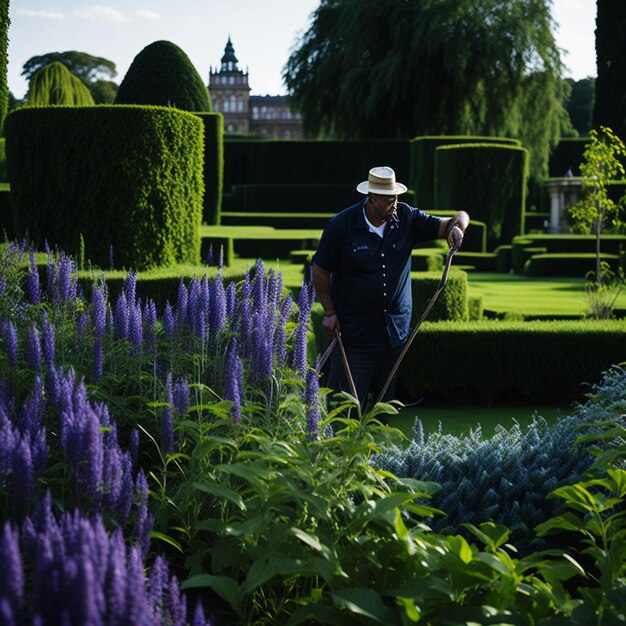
top-left (434, 143), bottom-right (528, 249)
top-left (195, 112), bottom-right (223, 225)
top-left (411, 269), bottom-right (468, 322)
top-left (524, 252), bottom-right (622, 277)
top-left (398, 320), bottom-right (626, 403)
top-left (27, 61), bottom-right (95, 106)
top-left (5, 105), bottom-right (204, 270)
top-left (115, 40), bottom-right (211, 112)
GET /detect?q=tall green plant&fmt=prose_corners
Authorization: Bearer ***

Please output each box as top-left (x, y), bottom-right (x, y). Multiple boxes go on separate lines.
top-left (27, 61), bottom-right (95, 106)
top-left (569, 127), bottom-right (626, 281)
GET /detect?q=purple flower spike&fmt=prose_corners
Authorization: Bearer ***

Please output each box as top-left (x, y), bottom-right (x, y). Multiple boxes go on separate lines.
top-left (128, 429), bottom-right (139, 468)
top-left (25, 324), bottom-right (42, 371)
top-left (224, 340), bottom-right (243, 424)
top-left (91, 286), bottom-right (106, 338)
top-left (58, 254), bottom-right (72, 304)
top-left (192, 601), bottom-right (209, 626)
top-left (135, 471), bottom-right (153, 558)
top-left (124, 272), bottom-right (137, 306)
top-left (143, 300), bottom-right (157, 359)
top-left (173, 378), bottom-right (189, 417)
top-left (297, 281), bottom-right (311, 322)
top-left (113, 291), bottom-right (129, 339)
top-left (209, 273), bottom-right (226, 337)
top-left (27, 248), bottom-right (41, 304)
top-left (0, 523), bottom-right (24, 615)
top-left (225, 281), bottom-right (236, 321)
top-left (128, 303), bottom-right (143, 358)
top-left (175, 280), bottom-right (188, 328)
top-left (218, 244), bottom-right (224, 269)
top-left (163, 302), bottom-right (175, 340)
top-left (304, 368), bottom-right (320, 441)
top-left (2, 320), bottom-right (18, 367)
top-left (12, 435), bottom-right (34, 519)
top-left (291, 319), bottom-right (308, 377)
top-left (41, 311), bottom-right (56, 369)
top-left (206, 244), bottom-right (213, 267)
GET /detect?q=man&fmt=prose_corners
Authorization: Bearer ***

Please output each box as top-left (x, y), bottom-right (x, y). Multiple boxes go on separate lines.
top-left (311, 166), bottom-right (469, 407)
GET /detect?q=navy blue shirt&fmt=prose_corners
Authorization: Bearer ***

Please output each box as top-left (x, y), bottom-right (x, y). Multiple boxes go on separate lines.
top-left (312, 198), bottom-right (442, 351)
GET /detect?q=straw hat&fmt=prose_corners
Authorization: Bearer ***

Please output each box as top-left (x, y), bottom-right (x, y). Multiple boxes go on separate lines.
top-left (356, 166), bottom-right (407, 195)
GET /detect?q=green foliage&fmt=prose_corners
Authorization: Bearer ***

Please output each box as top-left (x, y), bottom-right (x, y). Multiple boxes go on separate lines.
top-left (569, 126), bottom-right (626, 286)
top-left (373, 413), bottom-right (599, 542)
top-left (194, 113), bottom-right (223, 225)
top-left (5, 105), bottom-right (204, 269)
top-left (594, 0), bottom-right (626, 139)
top-left (398, 319), bottom-right (626, 403)
top-left (285, 0), bottom-right (564, 179)
top-left (523, 252), bottom-right (622, 278)
top-left (27, 61), bottom-right (95, 106)
top-left (0, 0), bottom-right (9, 134)
top-left (21, 50), bottom-right (117, 83)
top-left (116, 40), bottom-right (211, 112)
top-left (566, 77), bottom-right (595, 136)
top-left (89, 79), bottom-right (118, 104)
top-left (434, 143), bottom-right (528, 249)
top-left (410, 269), bottom-right (468, 322)
top-left (410, 136), bottom-right (520, 211)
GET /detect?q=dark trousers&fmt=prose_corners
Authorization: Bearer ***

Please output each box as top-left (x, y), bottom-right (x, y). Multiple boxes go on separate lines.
top-left (327, 343), bottom-right (404, 409)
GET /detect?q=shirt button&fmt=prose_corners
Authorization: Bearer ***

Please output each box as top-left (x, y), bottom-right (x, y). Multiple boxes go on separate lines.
top-left (381, 253), bottom-right (385, 257)
top-left (383, 283), bottom-right (386, 286)
top-left (382, 264), bottom-right (386, 268)
top-left (383, 292), bottom-right (387, 296)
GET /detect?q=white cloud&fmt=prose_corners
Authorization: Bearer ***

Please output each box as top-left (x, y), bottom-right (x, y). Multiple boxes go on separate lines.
top-left (16, 9), bottom-right (65, 20)
top-left (73, 5), bottom-right (130, 22)
top-left (134, 9), bottom-right (161, 21)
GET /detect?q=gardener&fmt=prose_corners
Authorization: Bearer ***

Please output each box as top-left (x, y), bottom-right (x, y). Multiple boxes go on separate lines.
top-left (311, 165), bottom-right (469, 407)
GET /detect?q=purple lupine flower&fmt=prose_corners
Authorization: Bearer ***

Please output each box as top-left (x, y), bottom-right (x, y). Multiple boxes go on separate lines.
top-left (0, 523), bottom-right (24, 615)
top-left (134, 470), bottom-right (153, 558)
top-left (205, 244), bottom-right (213, 267)
top-left (124, 272), bottom-right (137, 306)
top-left (79, 407), bottom-right (103, 506)
top-left (167, 575), bottom-right (187, 626)
top-left (237, 297), bottom-right (253, 357)
top-left (106, 304), bottom-right (114, 339)
top-left (175, 280), bottom-right (188, 328)
top-left (280, 292), bottom-right (294, 322)
top-left (161, 373), bottom-right (174, 455)
top-left (304, 368), bottom-right (320, 441)
top-left (192, 601), bottom-right (209, 626)
top-left (148, 554), bottom-right (169, 608)
top-left (251, 312), bottom-right (273, 382)
top-left (291, 319), bottom-right (308, 377)
top-left (109, 245), bottom-right (114, 270)
top-left (92, 286), bottom-right (106, 337)
top-left (225, 281), bottom-right (237, 321)
top-left (297, 281), bottom-right (311, 322)
top-left (2, 320), bottom-right (18, 367)
top-left (41, 310), bottom-right (55, 370)
top-left (267, 268), bottom-right (278, 312)
top-left (0, 598), bottom-right (15, 626)
top-left (143, 299), bottom-right (157, 360)
top-left (76, 311), bottom-right (89, 349)
top-left (241, 271), bottom-right (252, 300)
top-left (20, 377), bottom-right (45, 435)
top-left (27, 248), bottom-right (41, 304)
top-left (173, 378), bottom-right (189, 417)
top-left (104, 529), bottom-right (127, 622)
top-left (113, 290), bottom-right (129, 339)
top-left (12, 434), bottom-right (33, 519)
top-left (218, 244), bottom-right (224, 269)
top-left (252, 259), bottom-right (267, 313)
top-left (273, 319), bottom-right (287, 370)
top-left (126, 546), bottom-right (150, 625)
top-left (115, 452), bottom-right (134, 524)
top-left (46, 256), bottom-right (58, 306)
top-left (25, 323), bottom-right (42, 371)
top-left (0, 409), bottom-right (16, 480)
top-left (209, 273), bottom-right (227, 337)
top-left (163, 302), bottom-right (175, 340)
top-left (224, 340), bottom-right (243, 424)
top-left (73, 555), bottom-right (99, 625)
top-left (127, 303), bottom-right (143, 358)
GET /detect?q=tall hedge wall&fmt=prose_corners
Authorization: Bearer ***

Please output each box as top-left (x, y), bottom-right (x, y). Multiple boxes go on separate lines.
top-left (398, 320), bottom-right (626, 404)
top-left (434, 143), bottom-right (528, 250)
top-left (223, 140), bottom-right (410, 190)
top-left (410, 136), bottom-right (520, 211)
top-left (195, 112), bottom-right (223, 225)
top-left (5, 105), bottom-right (204, 270)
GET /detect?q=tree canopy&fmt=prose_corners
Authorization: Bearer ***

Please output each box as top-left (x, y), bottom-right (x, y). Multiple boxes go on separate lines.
top-left (21, 51), bottom-right (117, 84)
top-left (27, 61), bottom-right (95, 106)
top-left (115, 40), bottom-right (211, 112)
top-left (566, 78), bottom-right (595, 136)
top-left (284, 0), bottom-right (566, 179)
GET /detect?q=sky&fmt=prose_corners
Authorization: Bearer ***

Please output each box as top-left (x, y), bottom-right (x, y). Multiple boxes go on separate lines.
top-left (7, 0), bottom-right (598, 101)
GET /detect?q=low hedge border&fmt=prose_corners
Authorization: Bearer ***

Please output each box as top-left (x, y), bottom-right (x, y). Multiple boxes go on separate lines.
top-left (398, 319), bottom-right (626, 404)
top-left (221, 212), bottom-right (333, 230)
top-left (523, 252), bottom-right (621, 277)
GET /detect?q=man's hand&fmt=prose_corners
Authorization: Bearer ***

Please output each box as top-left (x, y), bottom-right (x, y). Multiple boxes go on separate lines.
top-left (322, 312), bottom-right (339, 338)
top-left (447, 224), bottom-right (464, 249)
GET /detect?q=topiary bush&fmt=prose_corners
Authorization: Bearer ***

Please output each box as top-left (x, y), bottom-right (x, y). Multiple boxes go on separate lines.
top-left (194, 112), bottom-right (223, 225)
top-left (410, 269), bottom-right (468, 322)
top-left (115, 40), bottom-right (211, 112)
top-left (5, 105), bottom-right (204, 270)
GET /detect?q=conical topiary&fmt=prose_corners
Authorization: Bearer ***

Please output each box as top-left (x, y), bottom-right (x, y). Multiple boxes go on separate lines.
top-left (28, 61), bottom-right (95, 106)
top-left (115, 40), bottom-right (211, 112)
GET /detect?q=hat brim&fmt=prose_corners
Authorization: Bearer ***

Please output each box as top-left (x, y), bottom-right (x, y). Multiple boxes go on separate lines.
top-left (356, 181), bottom-right (408, 195)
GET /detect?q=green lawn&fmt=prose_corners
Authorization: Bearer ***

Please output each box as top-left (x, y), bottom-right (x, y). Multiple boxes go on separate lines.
top-left (467, 272), bottom-right (626, 317)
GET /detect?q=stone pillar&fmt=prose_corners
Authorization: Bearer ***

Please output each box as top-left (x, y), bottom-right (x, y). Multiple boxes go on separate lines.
top-left (543, 178), bottom-right (583, 233)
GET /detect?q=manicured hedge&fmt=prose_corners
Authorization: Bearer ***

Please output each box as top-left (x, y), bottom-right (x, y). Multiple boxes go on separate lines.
top-left (0, 138), bottom-right (6, 182)
top-left (434, 143), bottom-right (528, 249)
top-left (195, 112), bottom-right (224, 225)
top-left (429, 211), bottom-right (488, 253)
top-left (5, 105), bottom-right (204, 270)
top-left (221, 212), bottom-right (332, 230)
top-left (397, 320), bottom-right (626, 403)
top-left (0, 182), bottom-right (12, 239)
top-left (410, 269), bottom-right (468, 323)
top-left (223, 140), bottom-right (411, 190)
top-left (410, 136), bottom-right (520, 211)
top-left (524, 252), bottom-right (621, 277)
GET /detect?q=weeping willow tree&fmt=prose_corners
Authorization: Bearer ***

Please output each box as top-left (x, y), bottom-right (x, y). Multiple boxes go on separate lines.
top-left (284, 0), bottom-right (565, 180)
top-left (28, 61), bottom-right (95, 106)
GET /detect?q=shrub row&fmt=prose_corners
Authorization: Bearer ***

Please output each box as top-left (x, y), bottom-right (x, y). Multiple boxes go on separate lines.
top-left (397, 320), bottom-right (626, 404)
top-left (221, 211), bottom-right (333, 230)
top-left (6, 106), bottom-right (205, 270)
top-left (195, 112), bottom-right (223, 225)
top-left (524, 252), bottom-right (622, 277)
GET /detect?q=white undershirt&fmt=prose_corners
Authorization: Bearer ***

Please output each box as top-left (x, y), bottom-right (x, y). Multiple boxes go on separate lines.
top-left (363, 207), bottom-right (387, 238)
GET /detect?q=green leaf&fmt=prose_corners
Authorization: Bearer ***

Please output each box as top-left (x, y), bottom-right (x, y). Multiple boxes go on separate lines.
top-left (149, 530), bottom-right (183, 553)
top-left (476, 552), bottom-right (513, 576)
top-left (224, 513), bottom-right (271, 537)
top-left (292, 527), bottom-right (326, 554)
top-left (192, 481), bottom-right (245, 510)
top-left (216, 462), bottom-right (266, 489)
top-left (608, 468), bottom-right (626, 497)
top-left (448, 535), bottom-right (473, 564)
top-left (241, 559), bottom-right (278, 594)
top-left (181, 574), bottom-right (242, 615)
top-left (536, 512), bottom-right (586, 536)
top-left (332, 587), bottom-right (394, 624)
top-left (397, 596), bottom-right (421, 622)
